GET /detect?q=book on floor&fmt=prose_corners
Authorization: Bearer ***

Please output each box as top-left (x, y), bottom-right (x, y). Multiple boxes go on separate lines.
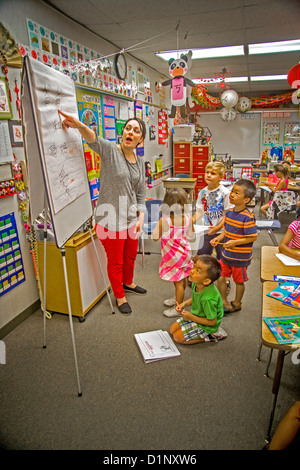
top-left (134, 329), bottom-right (181, 363)
top-left (263, 316), bottom-right (300, 345)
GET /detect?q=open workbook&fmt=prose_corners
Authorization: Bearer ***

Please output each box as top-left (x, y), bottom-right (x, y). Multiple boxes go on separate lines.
top-left (134, 330), bottom-right (181, 363)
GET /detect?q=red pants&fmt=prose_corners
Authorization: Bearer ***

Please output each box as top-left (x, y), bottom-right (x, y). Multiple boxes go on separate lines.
top-left (95, 224), bottom-right (139, 299)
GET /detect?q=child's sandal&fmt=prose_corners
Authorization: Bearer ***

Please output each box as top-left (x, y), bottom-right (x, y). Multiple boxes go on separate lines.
top-left (229, 301), bottom-right (242, 312)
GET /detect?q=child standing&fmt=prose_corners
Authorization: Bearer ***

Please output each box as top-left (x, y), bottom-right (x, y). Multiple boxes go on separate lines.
top-left (260, 163), bottom-right (289, 216)
top-left (279, 215), bottom-right (300, 261)
top-left (169, 255), bottom-right (227, 345)
top-left (211, 179), bottom-right (258, 313)
top-left (153, 187), bottom-right (194, 317)
top-left (192, 161), bottom-right (232, 260)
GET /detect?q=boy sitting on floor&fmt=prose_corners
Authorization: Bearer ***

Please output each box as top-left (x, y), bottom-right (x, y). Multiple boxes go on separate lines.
top-left (170, 255), bottom-right (227, 345)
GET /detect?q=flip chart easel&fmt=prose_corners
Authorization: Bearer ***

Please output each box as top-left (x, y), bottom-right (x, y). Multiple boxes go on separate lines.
top-left (21, 56), bottom-right (114, 396)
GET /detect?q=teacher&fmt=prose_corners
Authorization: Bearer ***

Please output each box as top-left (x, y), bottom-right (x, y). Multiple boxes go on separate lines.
top-left (59, 110), bottom-right (147, 315)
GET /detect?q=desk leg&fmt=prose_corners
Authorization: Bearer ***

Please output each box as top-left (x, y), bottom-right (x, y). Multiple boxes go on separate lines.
top-left (190, 189), bottom-right (196, 214)
top-left (266, 349), bottom-right (285, 442)
top-left (259, 188), bottom-right (265, 219)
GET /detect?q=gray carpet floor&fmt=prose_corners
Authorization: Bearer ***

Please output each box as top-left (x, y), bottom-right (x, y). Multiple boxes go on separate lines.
top-left (0, 207), bottom-right (299, 451)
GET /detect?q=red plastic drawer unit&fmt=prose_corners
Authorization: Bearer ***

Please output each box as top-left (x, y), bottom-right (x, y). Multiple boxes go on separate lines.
top-left (174, 158), bottom-right (190, 173)
top-left (192, 145), bottom-right (209, 158)
top-left (173, 143), bottom-right (210, 194)
top-left (174, 143), bottom-right (191, 157)
top-left (193, 160), bottom-right (206, 172)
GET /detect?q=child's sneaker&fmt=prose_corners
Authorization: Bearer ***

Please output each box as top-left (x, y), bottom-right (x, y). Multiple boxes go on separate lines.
top-left (163, 307), bottom-right (181, 318)
top-left (163, 297), bottom-right (176, 307)
top-left (212, 327), bottom-right (227, 340)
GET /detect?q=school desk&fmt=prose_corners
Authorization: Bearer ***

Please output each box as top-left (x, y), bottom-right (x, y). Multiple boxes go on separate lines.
top-left (260, 281), bottom-right (300, 441)
top-left (163, 177), bottom-right (197, 204)
top-left (260, 245), bottom-right (300, 282)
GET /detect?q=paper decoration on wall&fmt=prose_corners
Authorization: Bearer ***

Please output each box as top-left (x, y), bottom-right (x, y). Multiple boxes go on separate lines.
top-left (220, 107), bottom-right (236, 122)
top-left (158, 110), bottom-right (168, 144)
top-left (101, 95), bottom-right (117, 143)
top-left (284, 123), bottom-right (300, 146)
top-left (0, 23), bottom-right (22, 67)
top-left (236, 96), bottom-right (252, 113)
top-left (263, 122), bottom-right (280, 145)
top-left (134, 101), bottom-right (144, 156)
top-left (149, 125), bottom-right (156, 141)
top-left (162, 54), bottom-right (195, 118)
top-left (78, 102), bottom-right (99, 136)
top-left (26, 18), bottom-right (101, 69)
top-left (0, 121), bottom-right (14, 162)
top-left (77, 101), bottom-right (101, 200)
top-left (192, 86), bottom-right (294, 110)
top-left (8, 120), bottom-right (23, 147)
top-left (0, 212), bottom-right (25, 296)
top-left (220, 89), bottom-right (239, 109)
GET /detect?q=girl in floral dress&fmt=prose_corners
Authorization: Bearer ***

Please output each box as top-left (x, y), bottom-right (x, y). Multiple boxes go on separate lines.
top-left (153, 187), bottom-right (195, 317)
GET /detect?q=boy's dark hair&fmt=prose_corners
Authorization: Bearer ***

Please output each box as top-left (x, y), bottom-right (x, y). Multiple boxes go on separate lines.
top-left (235, 178), bottom-right (256, 202)
top-left (195, 254), bottom-right (222, 284)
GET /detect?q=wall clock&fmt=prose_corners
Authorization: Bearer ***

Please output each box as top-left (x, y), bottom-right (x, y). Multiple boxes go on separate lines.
top-left (115, 53), bottom-right (127, 80)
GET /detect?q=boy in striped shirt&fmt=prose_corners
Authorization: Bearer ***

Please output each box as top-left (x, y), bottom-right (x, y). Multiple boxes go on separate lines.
top-left (211, 179), bottom-right (258, 313)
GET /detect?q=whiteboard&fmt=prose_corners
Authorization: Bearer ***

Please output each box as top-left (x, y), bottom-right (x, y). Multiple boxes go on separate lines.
top-left (22, 56), bottom-right (92, 247)
top-left (199, 113), bottom-right (261, 160)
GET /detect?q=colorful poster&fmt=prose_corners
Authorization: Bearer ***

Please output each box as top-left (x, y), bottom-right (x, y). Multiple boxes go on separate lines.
top-left (263, 122), bottom-right (280, 145)
top-left (77, 102), bottom-right (99, 137)
top-left (0, 213), bottom-right (25, 296)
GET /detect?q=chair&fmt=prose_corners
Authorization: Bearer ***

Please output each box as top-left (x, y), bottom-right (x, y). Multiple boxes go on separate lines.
top-left (140, 199), bottom-right (162, 268)
top-left (256, 219), bottom-right (281, 246)
top-left (174, 174), bottom-right (193, 203)
top-left (266, 190), bottom-right (296, 220)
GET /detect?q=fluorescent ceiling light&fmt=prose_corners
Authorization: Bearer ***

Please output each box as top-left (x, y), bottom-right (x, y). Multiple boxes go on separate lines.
top-left (250, 74), bottom-right (287, 81)
top-left (193, 76), bottom-right (248, 84)
top-left (155, 45), bottom-right (244, 61)
top-left (249, 39), bottom-right (300, 55)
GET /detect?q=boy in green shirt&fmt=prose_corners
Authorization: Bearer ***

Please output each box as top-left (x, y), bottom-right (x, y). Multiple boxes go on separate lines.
top-left (170, 255), bottom-right (227, 345)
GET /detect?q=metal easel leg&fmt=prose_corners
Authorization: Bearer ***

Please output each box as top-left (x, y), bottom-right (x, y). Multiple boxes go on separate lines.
top-left (61, 247), bottom-right (82, 397)
top-left (88, 225), bottom-right (115, 314)
top-left (43, 202), bottom-right (47, 349)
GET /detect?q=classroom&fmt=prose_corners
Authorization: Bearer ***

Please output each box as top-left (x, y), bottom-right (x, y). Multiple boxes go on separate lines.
top-left (0, 0), bottom-right (300, 453)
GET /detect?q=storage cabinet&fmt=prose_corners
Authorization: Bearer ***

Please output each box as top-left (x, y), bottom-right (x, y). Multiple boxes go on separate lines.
top-left (37, 230), bottom-right (110, 320)
top-left (173, 142), bottom-right (210, 198)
